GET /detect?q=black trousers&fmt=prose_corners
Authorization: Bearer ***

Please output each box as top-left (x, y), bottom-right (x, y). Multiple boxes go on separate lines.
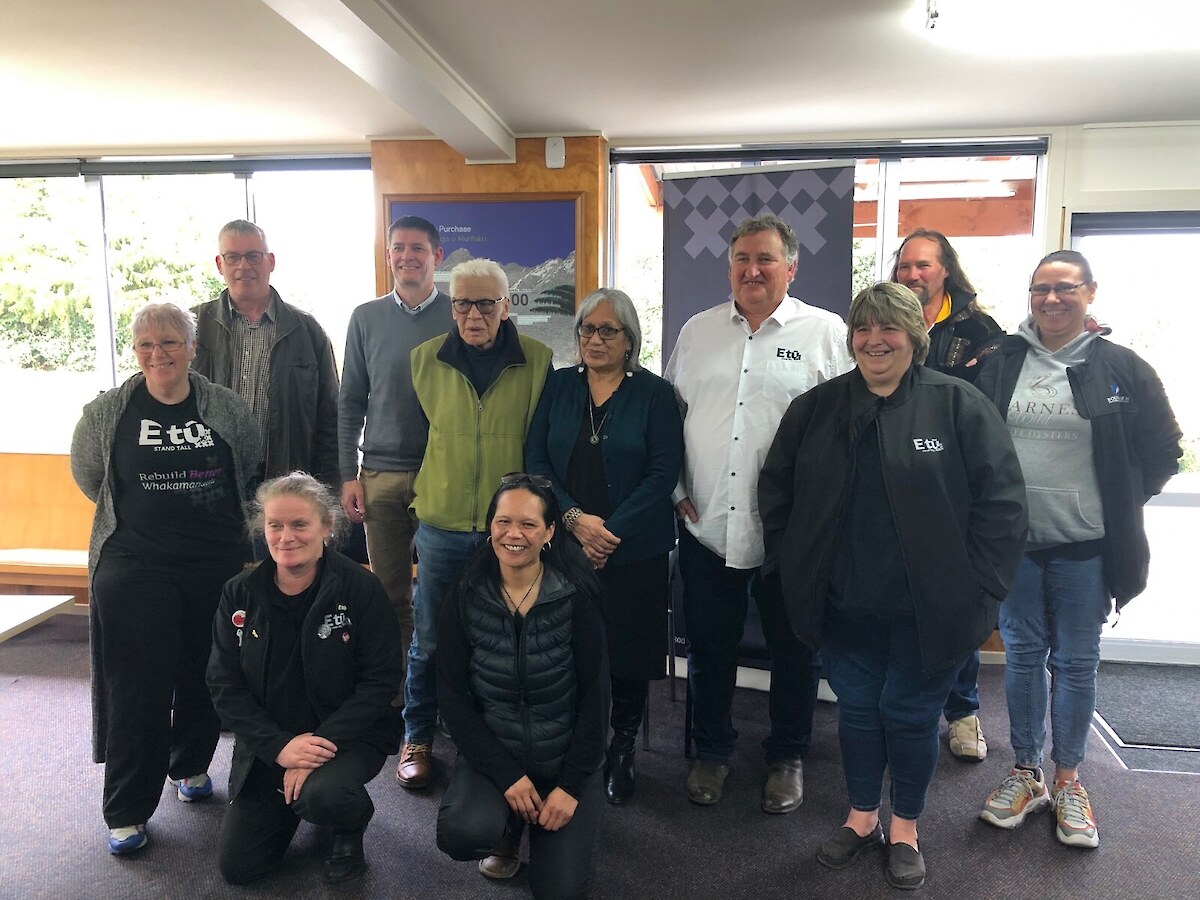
top-left (437, 757), bottom-right (604, 900)
top-left (93, 550), bottom-right (242, 827)
top-left (677, 528), bottom-right (819, 763)
top-left (216, 746), bottom-right (386, 885)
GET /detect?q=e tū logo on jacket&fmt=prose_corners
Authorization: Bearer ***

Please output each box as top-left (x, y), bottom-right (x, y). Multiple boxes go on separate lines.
top-left (1106, 383), bottom-right (1129, 404)
top-left (913, 438), bottom-right (944, 452)
top-left (317, 610), bottom-right (352, 640)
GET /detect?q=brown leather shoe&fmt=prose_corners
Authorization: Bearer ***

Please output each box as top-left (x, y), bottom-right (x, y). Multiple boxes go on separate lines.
top-left (395, 742), bottom-right (433, 789)
top-left (478, 823), bottom-right (522, 879)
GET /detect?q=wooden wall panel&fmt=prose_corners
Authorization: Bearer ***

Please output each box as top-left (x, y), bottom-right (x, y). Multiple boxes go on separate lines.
top-left (369, 137), bottom-right (608, 299)
top-left (0, 453), bottom-right (93, 550)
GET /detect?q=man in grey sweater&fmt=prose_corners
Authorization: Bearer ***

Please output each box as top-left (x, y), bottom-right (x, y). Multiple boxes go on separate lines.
top-left (338, 216), bottom-right (453, 745)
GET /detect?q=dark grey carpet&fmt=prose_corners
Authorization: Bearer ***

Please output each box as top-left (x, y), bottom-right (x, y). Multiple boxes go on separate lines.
top-left (2, 614), bottom-right (1199, 900)
top-left (1094, 661), bottom-right (1200, 748)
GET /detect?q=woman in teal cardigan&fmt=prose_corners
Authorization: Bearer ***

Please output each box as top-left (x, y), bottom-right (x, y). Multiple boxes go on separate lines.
top-left (525, 288), bottom-right (684, 806)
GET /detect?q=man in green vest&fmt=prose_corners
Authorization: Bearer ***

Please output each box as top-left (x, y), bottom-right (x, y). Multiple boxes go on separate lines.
top-left (396, 258), bottom-right (553, 790)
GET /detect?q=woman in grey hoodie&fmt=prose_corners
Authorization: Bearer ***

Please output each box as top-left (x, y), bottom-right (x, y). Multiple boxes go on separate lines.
top-left (974, 250), bottom-right (1182, 851)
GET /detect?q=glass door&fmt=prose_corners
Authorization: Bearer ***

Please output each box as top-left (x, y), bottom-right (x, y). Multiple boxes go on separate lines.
top-left (1072, 212), bottom-right (1200, 663)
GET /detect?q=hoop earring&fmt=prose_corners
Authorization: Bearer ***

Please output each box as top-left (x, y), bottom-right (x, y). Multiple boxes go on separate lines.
top-left (543, 540), bottom-right (552, 553)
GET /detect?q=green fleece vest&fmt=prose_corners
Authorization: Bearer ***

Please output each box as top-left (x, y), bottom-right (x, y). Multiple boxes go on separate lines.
top-left (411, 333), bottom-right (551, 532)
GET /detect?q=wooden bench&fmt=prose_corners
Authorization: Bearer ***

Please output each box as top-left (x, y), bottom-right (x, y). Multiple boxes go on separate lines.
top-left (0, 548), bottom-right (89, 604)
top-left (0, 453), bottom-right (93, 606)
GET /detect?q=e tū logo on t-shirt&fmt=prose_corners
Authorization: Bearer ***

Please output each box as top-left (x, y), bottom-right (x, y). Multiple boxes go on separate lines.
top-left (138, 418), bottom-right (216, 450)
top-left (912, 438), bottom-right (944, 453)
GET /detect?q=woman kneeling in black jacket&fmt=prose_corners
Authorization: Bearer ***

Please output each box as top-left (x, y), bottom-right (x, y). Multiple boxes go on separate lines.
top-left (759, 283), bottom-right (1027, 890)
top-left (207, 472), bottom-right (403, 886)
top-left (436, 474), bottom-right (608, 900)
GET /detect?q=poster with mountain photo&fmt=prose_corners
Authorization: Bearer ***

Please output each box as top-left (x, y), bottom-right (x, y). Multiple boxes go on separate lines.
top-left (387, 197), bottom-right (578, 367)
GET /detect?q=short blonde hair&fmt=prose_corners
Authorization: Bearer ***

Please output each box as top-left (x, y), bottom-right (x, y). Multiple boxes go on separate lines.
top-left (846, 283), bottom-right (930, 365)
top-left (130, 302), bottom-right (196, 346)
top-left (249, 471), bottom-right (347, 544)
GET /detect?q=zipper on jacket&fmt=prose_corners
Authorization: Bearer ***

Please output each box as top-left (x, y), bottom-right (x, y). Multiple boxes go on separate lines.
top-left (515, 612), bottom-right (534, 774)
top-left (871, 415), bottom-right (932, 675)
top-left (471, 359), bottom-right (525, 529)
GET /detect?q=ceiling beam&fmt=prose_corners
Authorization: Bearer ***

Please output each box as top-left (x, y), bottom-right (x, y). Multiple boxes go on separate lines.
top-left (260, 0), bottom-right (515, 162)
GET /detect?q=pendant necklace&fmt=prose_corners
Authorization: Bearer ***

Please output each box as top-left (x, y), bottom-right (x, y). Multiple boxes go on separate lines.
top-left (501, 564), bottom-right (543, 615)
top-left (588, 396), bottom-right (611, 445)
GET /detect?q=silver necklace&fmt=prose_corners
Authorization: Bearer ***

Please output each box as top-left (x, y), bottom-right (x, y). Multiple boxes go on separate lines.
top-left (588, 396), bottom-right (610, 445)
top-left (501, 565), bottom-right (543, 615)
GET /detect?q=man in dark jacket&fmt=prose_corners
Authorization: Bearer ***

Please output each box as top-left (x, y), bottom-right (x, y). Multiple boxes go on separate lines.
top-left (193, 219), bottom-right (341, 487)
top-left (892, 228), bottom-right (1002, 384)
top-left (891, 228), bottom-right (1004, 762)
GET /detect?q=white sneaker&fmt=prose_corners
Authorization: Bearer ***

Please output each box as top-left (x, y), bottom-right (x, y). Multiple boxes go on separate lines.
top-left (980, 768), bottom-right (1051, 829)
top-left (948, 715), bottom-right (987, 761)
top-left (1054, 781), bottom-right (1099, 849)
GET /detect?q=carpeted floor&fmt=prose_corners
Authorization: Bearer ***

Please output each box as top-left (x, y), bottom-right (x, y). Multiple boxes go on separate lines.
top-left (2, 614), bottom-right (1199, 900)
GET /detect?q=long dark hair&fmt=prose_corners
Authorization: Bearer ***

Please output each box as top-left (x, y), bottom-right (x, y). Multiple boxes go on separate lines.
top-left (890, 228), bottom-right (977, 297)
top-left (460, 476), bottom-right (603, 607)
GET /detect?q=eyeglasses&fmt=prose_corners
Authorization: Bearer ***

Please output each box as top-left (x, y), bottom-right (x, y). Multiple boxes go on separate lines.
top-left (500, 472), bottom-right (552, 489)
top-left (134, 339), bottom-right (186, 355)
top-left (220, 251), bottom-right (267, 266)
top-left (577, 324), bottom-right (625, 341)
top-left (451, 298), bottom-right (503, 315)
top-left (1029, 281), bottom-right (1088, 298)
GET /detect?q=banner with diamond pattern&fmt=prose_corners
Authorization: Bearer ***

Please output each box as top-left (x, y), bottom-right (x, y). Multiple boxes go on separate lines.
top-left (662, 162), bottom-right (854, 362)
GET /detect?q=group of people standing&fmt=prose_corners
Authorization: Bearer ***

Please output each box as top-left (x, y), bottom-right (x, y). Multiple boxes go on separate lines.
top-left (69, 210), bottom-right (1180, 896)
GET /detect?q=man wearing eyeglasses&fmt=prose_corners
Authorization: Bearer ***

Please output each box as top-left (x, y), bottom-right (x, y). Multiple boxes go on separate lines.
top-left (194, 219), bottom-right (341, 487)
top-left (665, 213), bottom-right (853, 813)
top-left (890, 228), bottom-right (1005, 764)
top-left (338, 216), bottom-right (454, 759)
top-left (397, 258), bottom-right (552, 790)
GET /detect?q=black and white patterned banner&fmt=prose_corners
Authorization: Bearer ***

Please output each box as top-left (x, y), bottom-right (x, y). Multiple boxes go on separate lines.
top-left (662, 162), bottom-right (854, 361)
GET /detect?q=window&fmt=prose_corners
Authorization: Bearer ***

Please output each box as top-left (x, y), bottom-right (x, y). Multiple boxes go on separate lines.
top-left (0, 162), bottom-right (374, 453)
top-left (611, 146), bottom-right (1043, 373)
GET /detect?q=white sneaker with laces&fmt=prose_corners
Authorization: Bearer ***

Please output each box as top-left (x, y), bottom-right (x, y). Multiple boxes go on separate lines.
top-left (1054, 781), bottom-right (1099, 848)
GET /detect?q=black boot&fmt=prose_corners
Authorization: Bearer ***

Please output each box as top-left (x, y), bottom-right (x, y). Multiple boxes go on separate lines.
top-left (605, 679), bottom-right (646, 805)
top-left (323, 829), bottom-right (367, 884)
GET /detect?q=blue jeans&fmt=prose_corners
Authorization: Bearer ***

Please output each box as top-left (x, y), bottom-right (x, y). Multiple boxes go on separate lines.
top-left (944, 650), bottom-right (981, 723)
top-left (822, 609), bottom-right (964, 820)
top-left (677, 528), bottom-right (818, 764)
top-left (999, 545), bottom-right (1110, 771)
top-left (403, 523), bottom-right (486, 744)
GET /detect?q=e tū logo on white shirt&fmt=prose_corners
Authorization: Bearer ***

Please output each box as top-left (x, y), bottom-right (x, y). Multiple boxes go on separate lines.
top-left (913, 438), bottom-right (944, 452)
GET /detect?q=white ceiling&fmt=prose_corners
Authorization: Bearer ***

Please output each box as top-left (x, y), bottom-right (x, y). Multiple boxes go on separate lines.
top-left (4, 0), bottom-right (1200, 159)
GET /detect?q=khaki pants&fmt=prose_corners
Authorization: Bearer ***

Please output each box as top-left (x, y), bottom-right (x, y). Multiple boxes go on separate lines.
top-left (360, 467), bottom-right (418, 701)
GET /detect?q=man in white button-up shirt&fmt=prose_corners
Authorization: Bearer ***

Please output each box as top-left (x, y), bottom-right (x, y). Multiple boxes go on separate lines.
top-left (665, 213), bottom-right (853, 813)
